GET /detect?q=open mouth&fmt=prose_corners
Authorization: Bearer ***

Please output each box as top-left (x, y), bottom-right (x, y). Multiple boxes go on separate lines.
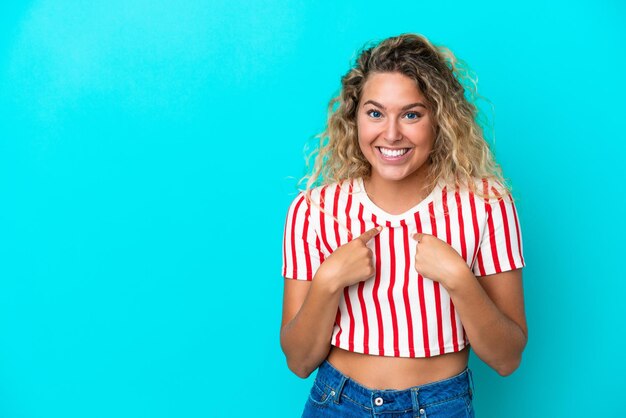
top-left (376, 147), bottom-right (412, 159)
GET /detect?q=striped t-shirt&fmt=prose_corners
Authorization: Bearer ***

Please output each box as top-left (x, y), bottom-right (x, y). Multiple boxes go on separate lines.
top-left (282, 177), bottom-right (525, 358)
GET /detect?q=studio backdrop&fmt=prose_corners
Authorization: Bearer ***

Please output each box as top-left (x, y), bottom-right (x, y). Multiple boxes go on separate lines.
top-left (1, 1), bottom-right (624, 417)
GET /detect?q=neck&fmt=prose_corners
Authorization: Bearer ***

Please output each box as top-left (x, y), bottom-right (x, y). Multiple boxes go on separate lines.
top-left (363, 165), bottom-right (433, 215)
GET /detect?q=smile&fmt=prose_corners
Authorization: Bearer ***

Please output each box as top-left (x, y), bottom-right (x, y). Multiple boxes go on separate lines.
top-left (376, 147), bottom-right (413, 159)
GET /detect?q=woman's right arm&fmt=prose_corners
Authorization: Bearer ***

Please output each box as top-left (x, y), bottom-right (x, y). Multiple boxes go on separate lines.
top-left (280, 227), bottom-right (382, 378)
top-left (279, 274), bottom-right (343, 378)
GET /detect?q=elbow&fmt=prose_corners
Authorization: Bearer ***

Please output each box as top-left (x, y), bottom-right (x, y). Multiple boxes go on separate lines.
top-left (497, 329), bottom-right (528, 377)
top-left (287, 359), bottom-right (315, 379)
top-left (280, 329), bottom-right (328, 379)
top-left (282, 347), bottom-right (322, 378)
top-left (496, 355), bottom-right (522, 377)
top-left (496, 365), bottom-right (517, 377)
top-left (280, 339), bottom-right (316, 379)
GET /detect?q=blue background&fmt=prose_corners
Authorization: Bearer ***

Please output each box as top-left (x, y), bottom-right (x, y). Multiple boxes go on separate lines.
top-left (1, 1), bottom-right (624, 417)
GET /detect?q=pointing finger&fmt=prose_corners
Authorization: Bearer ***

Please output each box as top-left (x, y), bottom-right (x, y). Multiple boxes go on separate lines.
top-left (357, 226), bottom-right (383, 243)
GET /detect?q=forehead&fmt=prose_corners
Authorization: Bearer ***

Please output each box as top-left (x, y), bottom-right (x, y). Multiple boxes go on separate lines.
top-left (360, 72), bottom-right (426, 104)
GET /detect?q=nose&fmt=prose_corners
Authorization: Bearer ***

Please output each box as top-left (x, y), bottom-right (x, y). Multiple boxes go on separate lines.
top-left (384, 120), bottom-right (402, 142)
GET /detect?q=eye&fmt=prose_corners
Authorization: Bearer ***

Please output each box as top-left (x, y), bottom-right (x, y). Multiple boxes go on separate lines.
top-left (404, 111), bottom-right (422, 120)
top-left (366, 109), bottom-right (383, 119)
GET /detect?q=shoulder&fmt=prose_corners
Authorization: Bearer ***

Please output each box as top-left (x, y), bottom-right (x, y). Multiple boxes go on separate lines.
top-left (290, 179), bottom-right (352, 206)
top-left (455, 177), bottom-right (512, 204)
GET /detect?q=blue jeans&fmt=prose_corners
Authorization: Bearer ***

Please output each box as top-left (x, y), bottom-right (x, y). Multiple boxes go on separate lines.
top-left (301, 360), bottom-right (475, 417)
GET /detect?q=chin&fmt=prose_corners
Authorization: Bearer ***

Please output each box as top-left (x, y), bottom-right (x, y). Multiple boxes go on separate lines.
top-left (374, 171), bottom-right (415, 183)
top-left (380, 172), bottom-right (407, 181)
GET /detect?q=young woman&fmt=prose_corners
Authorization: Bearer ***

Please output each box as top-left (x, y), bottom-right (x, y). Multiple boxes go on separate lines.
top-left (280, 33), bottom-right (527, 417)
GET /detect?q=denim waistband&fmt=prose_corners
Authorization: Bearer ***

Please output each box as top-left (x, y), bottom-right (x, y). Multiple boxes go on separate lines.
top-left (314, 360), bottom-right (474, 413)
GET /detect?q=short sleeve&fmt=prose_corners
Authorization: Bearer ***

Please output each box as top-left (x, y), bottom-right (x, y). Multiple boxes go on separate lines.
top-left (473, 184), bottom-right (525, 277)
top-left (282, 192), bottom-right (323, 281)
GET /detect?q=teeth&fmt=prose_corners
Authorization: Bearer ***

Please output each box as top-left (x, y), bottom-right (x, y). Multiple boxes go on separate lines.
top-left (379, 147), bottom-right (409, 157)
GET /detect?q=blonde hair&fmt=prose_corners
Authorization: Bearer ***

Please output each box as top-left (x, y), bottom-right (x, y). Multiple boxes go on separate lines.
top-left (299, 33), bottom-right (510, 203)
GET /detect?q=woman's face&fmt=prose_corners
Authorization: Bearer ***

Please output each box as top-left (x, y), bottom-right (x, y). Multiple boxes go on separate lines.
top-left (356, 72), bottom-right (436, 186)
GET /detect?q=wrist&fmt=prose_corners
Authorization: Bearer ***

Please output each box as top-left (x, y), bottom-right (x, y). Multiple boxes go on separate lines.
top-left (443, 263), bottom-right (474, 293)
top-left (312, 270), bottom-right (344, 296)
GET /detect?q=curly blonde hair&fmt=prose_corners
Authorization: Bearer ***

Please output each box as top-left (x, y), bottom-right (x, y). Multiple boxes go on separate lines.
top-left (299, 33), bottom-right (509, 201)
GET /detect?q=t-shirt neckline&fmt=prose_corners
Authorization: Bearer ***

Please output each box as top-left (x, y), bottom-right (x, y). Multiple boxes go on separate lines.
top-left (352, 177), bottom-right (443, 227)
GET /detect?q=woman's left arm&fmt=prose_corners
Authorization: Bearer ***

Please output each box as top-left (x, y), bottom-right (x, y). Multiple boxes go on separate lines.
top-left (413, 233), bottom-right (527, 376)
top-left (445, 267), bottom-right (527, 376)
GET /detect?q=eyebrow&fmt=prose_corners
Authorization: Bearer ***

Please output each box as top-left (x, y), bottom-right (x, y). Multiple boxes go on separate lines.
top-left (362, 100), bottom-right (427, 111)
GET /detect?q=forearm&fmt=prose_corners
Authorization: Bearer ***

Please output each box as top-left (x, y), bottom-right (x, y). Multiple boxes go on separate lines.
top-left (280, 276), bottom-right (343, 378)
top-left (445, 269), bottom-right (527, 376)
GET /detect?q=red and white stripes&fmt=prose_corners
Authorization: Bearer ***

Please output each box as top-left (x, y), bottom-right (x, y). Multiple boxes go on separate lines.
top-left (281, 178), bottom-right (525, 358)
top-left (472, 179), bottom-right (525, 276)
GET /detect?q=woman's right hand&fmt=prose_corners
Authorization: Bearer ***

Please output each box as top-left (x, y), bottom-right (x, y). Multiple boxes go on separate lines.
top-left (314, 226), bottom-right (383, 291)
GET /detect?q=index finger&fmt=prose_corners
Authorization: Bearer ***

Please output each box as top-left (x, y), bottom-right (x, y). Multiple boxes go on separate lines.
top-left (357, 226), bottom-right (383, 243)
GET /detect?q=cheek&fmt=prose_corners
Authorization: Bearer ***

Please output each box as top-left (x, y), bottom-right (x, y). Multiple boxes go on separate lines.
top-left (357, 135), bottom-right (371, 159)
top-left (409, 125), bottom-right (436, 147)
top-left (356, 122), bottom-right (372, 150)
top-left (357, 121), bottom-right (377, 144)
